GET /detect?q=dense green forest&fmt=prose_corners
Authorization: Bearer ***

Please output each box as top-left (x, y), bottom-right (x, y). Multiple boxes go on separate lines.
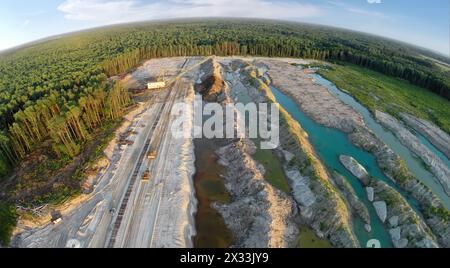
top-left (1, 18), bottom-right (449, 194)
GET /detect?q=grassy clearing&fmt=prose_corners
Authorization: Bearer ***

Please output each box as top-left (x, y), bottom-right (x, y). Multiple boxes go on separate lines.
top-left (253, 145), bottom-right (291, 194)
top-left (297, 225), bottom-right (333, 248)
top-left (243, 68), bottom-right (292, 194)
top-left (319, 63), bottom-right (450, 134)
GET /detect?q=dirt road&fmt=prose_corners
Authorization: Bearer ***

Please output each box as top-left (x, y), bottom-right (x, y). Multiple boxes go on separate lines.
top-left (13, 57), bottom-right (203, 248)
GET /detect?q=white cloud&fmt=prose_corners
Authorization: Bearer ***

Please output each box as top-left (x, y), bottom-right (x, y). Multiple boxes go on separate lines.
top-left (346, 7), bottom-right (389, 19)
top-left (327, 0), bottom-right (389, 20)
top-left (57, 0), bottom-right (322, 23)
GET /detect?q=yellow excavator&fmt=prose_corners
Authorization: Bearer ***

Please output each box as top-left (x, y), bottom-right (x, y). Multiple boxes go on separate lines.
top-left (147, 149), bottom-right (157, 160)
top-left (142, 170), bottom-right (151, 181)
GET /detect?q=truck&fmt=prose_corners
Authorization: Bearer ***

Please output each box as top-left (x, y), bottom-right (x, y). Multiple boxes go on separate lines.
top-left (52, 218), bottom-right (62, 225)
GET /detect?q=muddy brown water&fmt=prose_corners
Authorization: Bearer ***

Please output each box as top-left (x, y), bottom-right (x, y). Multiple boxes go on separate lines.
top-left (193, 139), bottom-right (234, 248)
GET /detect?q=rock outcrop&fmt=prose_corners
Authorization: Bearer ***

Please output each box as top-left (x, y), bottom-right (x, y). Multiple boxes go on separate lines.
top-left (400, 113), bottom-right (450, 160)
top-left (265, 60), bottom-right (365, 133)
top-left (215, 139), bottom-right (299, 248)
top-left (425, 212), bottom-right (450, 247)
top-left (388, 216), bottom-right (399, 228)
top-left (238, 61), bottom-right (359, 248)
top-left (371, 181), bottom-right (439, 248)
top-left (349, 127), bottom-right (449, 247)
top-left (375, 111), bottom-right (450, 197)
top-left (339, 155), bottom-right (370, 185)
top-left (282, 164), bottom-right (359, 248)
top-left (275, 108), bottom-right (359, 248)
top-left (373, 201), bottom-right (387, 223)
top-left (366, 187), bottom-right (374, 202)
top-left (338, 146), bottom-right (444, 248)
top-left (332, 172), bottom-right (370, 226)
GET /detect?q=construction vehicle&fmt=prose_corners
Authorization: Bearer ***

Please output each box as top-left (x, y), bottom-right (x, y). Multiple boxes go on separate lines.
top-left (142, 170), bottom-right (151, 181)
top-left (51, 211), bottom-right (63, 225)
top-left (147, 149), bottom-right (157, 160)
top-left (52, 218), bottom-right (62, 225)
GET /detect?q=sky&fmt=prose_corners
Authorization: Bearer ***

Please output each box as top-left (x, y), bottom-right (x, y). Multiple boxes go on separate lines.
top-left (0, 0), bottom-right (449, 56)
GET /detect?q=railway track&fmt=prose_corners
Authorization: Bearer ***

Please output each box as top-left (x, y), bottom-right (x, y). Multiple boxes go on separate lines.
top-left (147, 79), bottom-right (190, 248)
top-left (106, 93), bottom-right (171, 247)
top-left (106, 58), bottom-right (191, 248)
top-left (118, 78), bottom-right (188, 247)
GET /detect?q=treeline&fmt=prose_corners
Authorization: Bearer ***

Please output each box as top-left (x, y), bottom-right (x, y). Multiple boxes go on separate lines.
top-left (102, 42), bottom-right (254, 76)
top-left (334, 51), bottom-right (450, 99)
top-left (0, 82), bottom-right (130, 175)
top-left (103, 40), bottom-right (450, 100)
top-left (0, 201), bottom-right (17, 245)
top-left (1, 19), bottom-right (449, 176)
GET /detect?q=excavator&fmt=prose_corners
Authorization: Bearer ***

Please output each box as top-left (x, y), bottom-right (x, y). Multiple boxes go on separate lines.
top-left (147, 148), bottom-right (157, 160)
top-left (142, 170), bottom-right (151, 182)
top-left (142, 149), bottom-right (157, 182)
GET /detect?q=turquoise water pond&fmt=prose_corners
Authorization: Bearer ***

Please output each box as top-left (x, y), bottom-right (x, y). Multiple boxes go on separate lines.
top-left (311, 74), bottom-right (450, 209)
top-left (270, 85), bottom-right (395, 248)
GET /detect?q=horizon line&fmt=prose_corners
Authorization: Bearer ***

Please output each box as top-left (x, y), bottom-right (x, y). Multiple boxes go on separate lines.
top-left (1, 17), bottom-right (449, 59)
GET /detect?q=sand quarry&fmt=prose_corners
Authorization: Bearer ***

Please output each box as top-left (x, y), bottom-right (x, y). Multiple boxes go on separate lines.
top-left (12, 56), bottom-right (307, 248)
top-left (11, 56), bottom-right (449, 248)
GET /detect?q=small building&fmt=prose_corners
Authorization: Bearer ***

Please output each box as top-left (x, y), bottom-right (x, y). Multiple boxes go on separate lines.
top-left (147, 81), bottom-right (166, 90)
